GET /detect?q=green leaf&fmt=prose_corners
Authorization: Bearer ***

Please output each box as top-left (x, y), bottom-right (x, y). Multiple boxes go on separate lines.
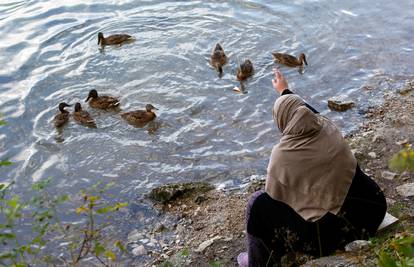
top-left (389, 149), bottom-right (414, 172)
top-left (55, 194), bottom-right (70, 203)
top-left (179, 247), bottom-right (189, 257)
top-left (0, 161), bottom-right (13, 167)
top-left (378, 251), bottom-right (398, 267)
top-left (104, 250), bottom-right (116, 261)
top-left (93, 241), bottom-right (105, 257)
top-left (0, 251), bottom-right (15, 260)
top-left (104, 181), bottom-right (116, 191)
top-left (208, 261), bottom-right (225, 267)
top-left (0, 232), bottom-right (16, 239)
top-left (76, 205), bottom-right (88, 214)
top-left (114, 202), bottom-right (128, 210)
top-left (31, 177), bottom-right (52, 191)
top-left (7, 196), bottom-right (20, 209)
top-left (157, 261), bottom-right (174, 267)
top-left (0, 120), bottom-right (6, 126)
top-left (96, 205), bottom-right (112, 214)
top-left (114, 240), bottom-right (127, 253)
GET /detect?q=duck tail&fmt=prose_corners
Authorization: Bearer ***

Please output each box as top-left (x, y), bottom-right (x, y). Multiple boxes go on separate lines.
top-left (218, 65), bottom-right (223, 75)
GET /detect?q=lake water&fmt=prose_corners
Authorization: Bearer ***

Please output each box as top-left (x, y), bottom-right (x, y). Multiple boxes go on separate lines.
top-left (0, 0), bottom-right (413, 263)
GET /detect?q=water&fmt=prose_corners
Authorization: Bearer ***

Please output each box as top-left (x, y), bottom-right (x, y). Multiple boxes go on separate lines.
top-left (0, 0), bottom-right (413, 261)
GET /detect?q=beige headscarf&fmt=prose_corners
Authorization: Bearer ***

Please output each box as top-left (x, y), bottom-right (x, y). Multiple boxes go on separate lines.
top-left (265, 94), bottom-right (357, 222)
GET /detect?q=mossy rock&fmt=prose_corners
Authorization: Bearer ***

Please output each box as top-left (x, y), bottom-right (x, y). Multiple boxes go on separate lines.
top-left (148, 182), bottom-right (214, 204)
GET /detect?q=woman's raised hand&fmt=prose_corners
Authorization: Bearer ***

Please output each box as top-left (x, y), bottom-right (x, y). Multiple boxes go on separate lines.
top-left (272, 68), bottom-right (289, 95)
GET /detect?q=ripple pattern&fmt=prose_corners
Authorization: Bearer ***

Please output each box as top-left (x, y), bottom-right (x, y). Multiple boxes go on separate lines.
top-left (0, 0), bottom-right (413, 201)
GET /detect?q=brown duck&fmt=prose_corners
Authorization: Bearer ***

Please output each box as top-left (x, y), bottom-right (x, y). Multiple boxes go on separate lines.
top-left (121, 104), bottom-right (158, 125)
top-left (210, 43), bottom-right (228, 75)
top-left (85, 89), bottom-right (120, 109)
top-left (97, 32), bottom-right (134, 46)
top-left (271, 52), bottom-right (308, 67)
top-left (237, 59), bottom-right (254, 81)
top-left (53, 102), bottom-right (71, 128)
top-left (73, 102), bottom-right (96, 128)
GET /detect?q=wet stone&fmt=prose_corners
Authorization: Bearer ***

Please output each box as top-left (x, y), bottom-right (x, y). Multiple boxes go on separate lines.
top-left (327, 96), bottom-right (355, 112)
top-left (148, 182), bottom-right (214, 203)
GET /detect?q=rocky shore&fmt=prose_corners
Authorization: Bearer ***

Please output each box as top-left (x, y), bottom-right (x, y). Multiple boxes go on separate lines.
top-left (132, 77), bottom-right (414, 267)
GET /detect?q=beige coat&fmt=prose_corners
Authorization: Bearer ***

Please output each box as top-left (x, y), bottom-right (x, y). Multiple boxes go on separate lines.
top-left (265, 94), bottom-right (357, 222)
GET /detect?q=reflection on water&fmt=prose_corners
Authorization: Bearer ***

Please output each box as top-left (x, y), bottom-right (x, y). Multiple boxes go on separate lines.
top-left (0, 0), bottom-right (413, 260)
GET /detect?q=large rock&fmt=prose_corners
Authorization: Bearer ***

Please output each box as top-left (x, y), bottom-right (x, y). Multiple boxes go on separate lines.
top-left (396, 183), bottom-right (414, 197)
top-left (148, 182), bottom-right (214, 204)
top-left (327, 96), bottom-right (355, 112)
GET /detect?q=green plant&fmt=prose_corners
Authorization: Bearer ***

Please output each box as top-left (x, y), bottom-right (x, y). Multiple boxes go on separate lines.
top-left (378, 233), bottom-right (414, 267)
top-left (0, 179), bottom-right (128, 266)
top-left (157, 247), bottom-right (190, 267)
top-left (389, 146), bottom-right (414, 172)
top-left (208, 260), bottom-right (226, 267)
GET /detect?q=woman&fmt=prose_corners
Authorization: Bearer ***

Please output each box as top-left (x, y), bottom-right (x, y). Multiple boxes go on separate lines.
top-left (238, 69), bottom-right (386, 267)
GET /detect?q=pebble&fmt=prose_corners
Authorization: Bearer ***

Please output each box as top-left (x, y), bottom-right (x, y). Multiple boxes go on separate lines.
top-left (345, 240), bottom-right (372, 252)
top-left (362, 130), bottom-right (373, 137)
top-left (154, 223), bottom-right (167, 233)
top-left (368, 152), bottom-right (377, 158)
top-left (127, 229), bottom-right (144, 243)
top-left (140, 238), bottom-right (150, 244)
top-left (396, 183), bottom-right (414, 197)
top-left (372, 134), bottom-right (383, 142)
top-left (195, 236), bottom-right (222, 252)
top-left (386, 198), bottom-right (396, 205)
top-left (132, 245), bottom-right (146, 256)
top-left (396, 139), bottom-right (409, 146)
top-left (381, 171), bottom-right (397, 180)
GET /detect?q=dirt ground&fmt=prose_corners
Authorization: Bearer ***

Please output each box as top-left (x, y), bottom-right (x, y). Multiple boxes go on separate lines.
top-left (140, 78), bottom-right (414, 267)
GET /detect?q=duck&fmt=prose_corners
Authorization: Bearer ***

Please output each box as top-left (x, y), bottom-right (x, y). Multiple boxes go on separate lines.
top-left (236, 59), bottom-right (254, 81)
top-left (53, 102), bottom-right (71, 128)
top-left (121, 104), bottom-right (158, 125)
top-left (271, 52), bottom-right (308, 67)
top-left (73, 102), bottom-right (97, 128)
top-left (97, 32), bottom-right (134, 46)
top-left (85, 89), bottom-right (120, 109)
top-left (210, 43), bottom-right (228, 76)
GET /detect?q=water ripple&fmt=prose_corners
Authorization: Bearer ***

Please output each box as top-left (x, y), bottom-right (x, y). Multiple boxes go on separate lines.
top-left (0, 0), bottom-right (413, 248)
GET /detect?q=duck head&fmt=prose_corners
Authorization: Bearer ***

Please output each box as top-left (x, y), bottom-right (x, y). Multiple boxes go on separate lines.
top-left (146, 104), bottom-right (158, 112)
top-left (299, 53), bottom-right (308, 66)
top-left (85, 89), bottom-right (98, 102)
top-left (98, 32), bottom-right (104, 45)
top-left (58, 102), bottom-right (71, 112)
top-left (74, 102), bottom-right (82, 112)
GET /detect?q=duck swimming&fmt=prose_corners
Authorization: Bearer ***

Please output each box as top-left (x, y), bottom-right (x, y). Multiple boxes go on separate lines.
top-left (53, 102), bottom-right (71, 128)
top-left (237, 59), bottom-right (254, 81)
top-left (97, 32), bottom-right (134, 46)
top-left (73, 102), bottom-right (96, 128)
top-left (210, 43), bottom-right (228, 76)
top-left (271, 52), bottom-right (308, 68)
top-left (121, 104), bottom-right (158, 125)
top-left (85, 89), bottom-right (120, 110)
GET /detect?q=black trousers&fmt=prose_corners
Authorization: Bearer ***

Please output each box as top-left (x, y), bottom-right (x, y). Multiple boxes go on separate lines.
top-left (246, 165), bottom-right (387, 266)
